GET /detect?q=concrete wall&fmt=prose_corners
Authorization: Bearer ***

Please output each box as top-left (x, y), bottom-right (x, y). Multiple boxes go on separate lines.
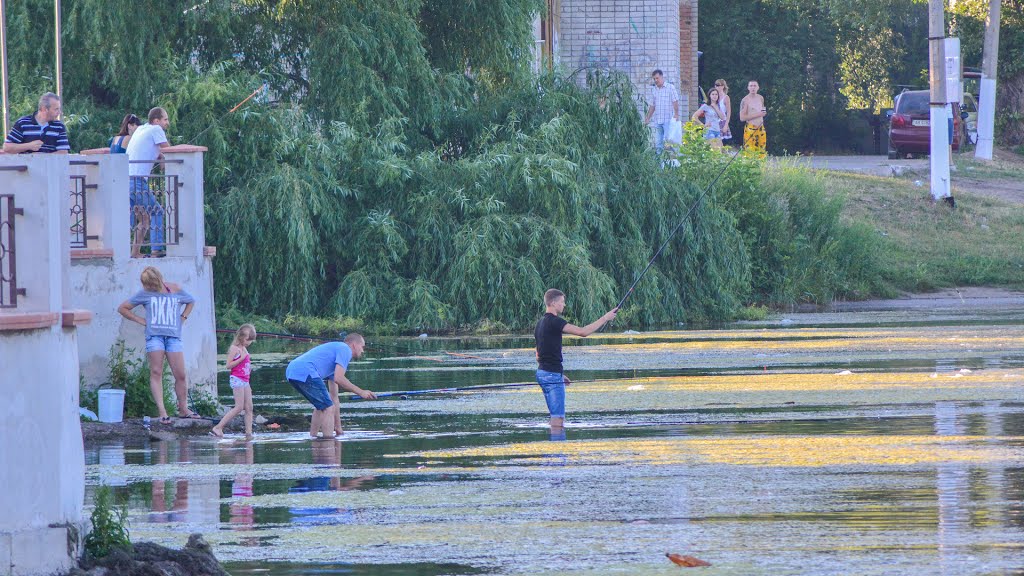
top-left (556, 0), bottom-right (689, 115)
top-left (68, 149), bottom-right (218, 394)
top-left (71, 255), bottom-right (218, 393)
top-left (0, 154), bottom-right (86, 576)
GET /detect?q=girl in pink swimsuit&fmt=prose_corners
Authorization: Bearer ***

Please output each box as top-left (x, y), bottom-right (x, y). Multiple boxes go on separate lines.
top-left (211, 324), bottom-right (257, 438)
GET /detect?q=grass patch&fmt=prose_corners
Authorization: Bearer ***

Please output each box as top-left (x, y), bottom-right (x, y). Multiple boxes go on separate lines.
top-left (823, 171), bottom-right (1024, 292)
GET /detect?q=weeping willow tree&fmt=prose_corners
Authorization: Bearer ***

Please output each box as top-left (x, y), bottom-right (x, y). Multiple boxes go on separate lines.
top-left (4, 0), bottom-right (877, 330)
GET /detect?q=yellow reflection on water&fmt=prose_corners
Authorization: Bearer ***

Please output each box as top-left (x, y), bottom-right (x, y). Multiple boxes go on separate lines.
top-left (413, 435), bottom-right (1024, 468)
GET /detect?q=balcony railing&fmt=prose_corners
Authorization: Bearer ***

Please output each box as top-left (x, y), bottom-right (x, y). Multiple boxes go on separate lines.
top-left (129, 173), bottom-right (181, 253)
top-left (68, 160), bottom-right (100, 250)
top-left (0, 193), bottom-right (25, 308)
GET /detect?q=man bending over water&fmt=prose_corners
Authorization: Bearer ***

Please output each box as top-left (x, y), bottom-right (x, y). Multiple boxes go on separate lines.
top-left (285, 333), bottom-right (377, 438)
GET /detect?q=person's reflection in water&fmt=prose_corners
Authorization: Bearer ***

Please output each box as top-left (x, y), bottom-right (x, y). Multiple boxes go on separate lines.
top-left (549, 424), bottom-right (567, 442)
top-left (288, 440), bottom-right (374, 524)
top-left (150, 439), bottom-right (190, 523)
top-left (216, 439), bottom-right (260, 546)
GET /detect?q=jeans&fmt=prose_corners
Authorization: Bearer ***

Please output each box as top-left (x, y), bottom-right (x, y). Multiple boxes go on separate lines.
top-left (536, 369), bottom-right (566, 418)
top-left (130, 178), bottom-right (165, 252)
top-left (290, 375), bottom-right (333, 411)
top-left (145, 335), bottom-right (183, 353)
top-left (652, 121), bottom-right (670, 155)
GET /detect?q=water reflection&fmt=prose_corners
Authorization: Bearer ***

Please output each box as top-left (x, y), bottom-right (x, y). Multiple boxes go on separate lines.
top-left (219, 440), bottom-right (255, 535)
top-left (287, 440), bottom-right (374, 526)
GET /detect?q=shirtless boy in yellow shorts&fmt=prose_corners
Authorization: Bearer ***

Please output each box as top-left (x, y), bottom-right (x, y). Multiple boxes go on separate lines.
top-left (739, 80), bottom-right (767, 153)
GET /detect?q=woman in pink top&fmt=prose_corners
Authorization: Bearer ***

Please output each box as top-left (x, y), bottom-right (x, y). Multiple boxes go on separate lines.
top-left (211, 324), bottom-right (257, 438)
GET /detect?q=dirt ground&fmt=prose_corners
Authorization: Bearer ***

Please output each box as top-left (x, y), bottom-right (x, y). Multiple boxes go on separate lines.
top-left (785, 150), bottom-right (1024, 204)
top-left (828, 286), bottom-right (1024, 311)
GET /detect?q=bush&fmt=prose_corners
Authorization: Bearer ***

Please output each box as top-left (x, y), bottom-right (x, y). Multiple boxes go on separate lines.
top-left (109, 340), bottom-right (175, 418)
top-left (282, 315), bottom-right (366, 339)
top-left (188, 388), bottom-right (221, 417)
top-left (84, 485), bottom-right (130, 559)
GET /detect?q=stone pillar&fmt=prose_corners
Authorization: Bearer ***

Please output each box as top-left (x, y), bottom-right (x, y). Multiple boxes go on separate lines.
top-left (679, 0), bottom-right (699, 117)
top-left (0, 154), bottom-right (90, 576)
top-left (162, 146), bottom-right (206, 260)
top-left (74, 152), bottom-right (130, 261)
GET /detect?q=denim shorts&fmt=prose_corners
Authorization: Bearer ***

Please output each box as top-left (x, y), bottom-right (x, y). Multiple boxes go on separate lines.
top-left (704, 129), bottom-right (722, 140)
top-left (146, 335), bottom-right (183, 353)
top-left (536, 369), bottom-right (566, 418)
top-left (290, 375), bottom-right (334, 411)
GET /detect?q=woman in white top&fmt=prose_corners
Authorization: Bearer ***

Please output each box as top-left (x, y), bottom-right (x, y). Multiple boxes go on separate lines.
top-left (692, 88), bottom-right (726, 148)
top-left (714, 79), bottom-right (732, 142)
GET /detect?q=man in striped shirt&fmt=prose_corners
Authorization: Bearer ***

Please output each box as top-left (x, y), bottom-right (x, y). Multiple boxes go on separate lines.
top-left (643, 70), bottom-right (679, 156)
top-left (3, 92), bottom-right (70, 154)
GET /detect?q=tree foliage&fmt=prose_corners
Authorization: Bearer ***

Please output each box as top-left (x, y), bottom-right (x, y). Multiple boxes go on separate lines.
top-left (5, 0), bottom-right (881, 329)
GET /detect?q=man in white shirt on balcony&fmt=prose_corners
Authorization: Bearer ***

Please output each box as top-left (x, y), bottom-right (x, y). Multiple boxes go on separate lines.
top-left (126, 108), bottom-right (171, 258)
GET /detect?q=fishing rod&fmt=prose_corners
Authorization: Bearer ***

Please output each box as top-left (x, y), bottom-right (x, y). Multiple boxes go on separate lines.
top-left (614, 146), bottom-right (744, 311)
top-left (214, 328), bottom-right (483, 362)
top-left (186, 84), bottom-right (267, 145)
top-left (215, 328), bottom-right (337, 343)
top-left (348, 375), bottom-right (649, 400)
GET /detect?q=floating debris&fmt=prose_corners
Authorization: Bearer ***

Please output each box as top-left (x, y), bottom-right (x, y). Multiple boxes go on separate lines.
top-left (666, 552), bottom-right (711, 567)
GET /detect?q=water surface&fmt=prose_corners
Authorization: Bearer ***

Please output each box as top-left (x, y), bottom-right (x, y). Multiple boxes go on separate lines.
top-left (85, 308), bottom-right (1024, 575)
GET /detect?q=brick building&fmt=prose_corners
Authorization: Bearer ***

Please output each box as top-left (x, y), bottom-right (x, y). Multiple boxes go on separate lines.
top-left (536, 0), bottom-right (700, 116)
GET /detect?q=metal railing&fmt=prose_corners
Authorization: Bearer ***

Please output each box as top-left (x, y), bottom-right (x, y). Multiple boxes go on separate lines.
top-left (129, 173), bottom-right (181, 254)
top-left (68, 160), bottom-right (100, 250)
top-left (0, 193), bottom-right (25, 308)
top-left (69, 175), bottom-right (89, 249)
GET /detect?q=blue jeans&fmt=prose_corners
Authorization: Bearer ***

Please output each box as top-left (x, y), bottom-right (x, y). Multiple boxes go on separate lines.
top-left (290, 375), bottom-right (333, 411)
top-left (130, 178), bottom-right (165, 252)
top-left (536, 369), bottom-right (566, 418)
top-left (652, 122), bottom-right (670, 155)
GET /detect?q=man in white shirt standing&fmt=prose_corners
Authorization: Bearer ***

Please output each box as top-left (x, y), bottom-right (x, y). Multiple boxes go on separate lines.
top-left (127, 107), bottom-right (171, 258)
top-left (643, 69), bottom-right (679, 156)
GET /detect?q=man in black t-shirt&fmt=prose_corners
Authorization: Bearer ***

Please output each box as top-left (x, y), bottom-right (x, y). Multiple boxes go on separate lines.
top-left (534, 288), bottom-right (618, 429)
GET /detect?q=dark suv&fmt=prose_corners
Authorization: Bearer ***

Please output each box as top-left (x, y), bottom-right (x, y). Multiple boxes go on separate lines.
top-left (887, 90), bottom-right (962, 159)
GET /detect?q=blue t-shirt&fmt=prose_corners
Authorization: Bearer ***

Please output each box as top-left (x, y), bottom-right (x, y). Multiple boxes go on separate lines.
top-left (127, 289), bottom-right (195, 338)
top-left (286, 342), bottom-right (353, 382)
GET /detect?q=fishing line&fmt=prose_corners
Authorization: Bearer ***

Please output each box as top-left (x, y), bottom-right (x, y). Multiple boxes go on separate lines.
top-left (186, 84), bottom-right (267, 145)
top-left (347, 375), bottom-right (653, 400)
top-left (614, 146), bottom-right (744, 311)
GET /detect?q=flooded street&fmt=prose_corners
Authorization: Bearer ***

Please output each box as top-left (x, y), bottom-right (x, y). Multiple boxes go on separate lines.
top-left (84, 304), bottom-right (1024, 575)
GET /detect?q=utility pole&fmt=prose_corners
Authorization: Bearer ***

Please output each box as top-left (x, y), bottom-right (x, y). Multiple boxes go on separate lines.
top-left (54, 0), bottom-right (62, 101)
top-left (928, 0), bottom-right (952, 205)
top-left (975, 0), bottom-right (1001, 160)
top-left (1, 0), bottom-right (9, 137)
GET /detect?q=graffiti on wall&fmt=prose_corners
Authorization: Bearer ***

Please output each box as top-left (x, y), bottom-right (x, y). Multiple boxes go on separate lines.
top-left (574, 13), bottom-right (670, 88)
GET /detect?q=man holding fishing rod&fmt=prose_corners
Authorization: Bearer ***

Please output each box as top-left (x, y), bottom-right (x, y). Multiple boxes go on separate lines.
top-left (535, 289), bottom-right (618, 430)
top-left (285, 333), bottom-right (377, 438)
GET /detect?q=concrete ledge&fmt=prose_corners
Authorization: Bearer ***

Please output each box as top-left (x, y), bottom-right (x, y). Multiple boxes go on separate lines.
top-left (0, 312), bottom-right (60, 331)
top-left (203, 246), bottom-right (217, 258)
top-left (62, 309), bottom-right (93, 327)
top-left (79, 148), bottom-right (110, 156)
top-left (71, 248), bottom-right (114, 260)
top-left (164, 144), bottom-right (209, 153)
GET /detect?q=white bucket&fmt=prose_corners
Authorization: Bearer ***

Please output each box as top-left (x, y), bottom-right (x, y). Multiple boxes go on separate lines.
top-left (97, 389), bottom-right (126, 423)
